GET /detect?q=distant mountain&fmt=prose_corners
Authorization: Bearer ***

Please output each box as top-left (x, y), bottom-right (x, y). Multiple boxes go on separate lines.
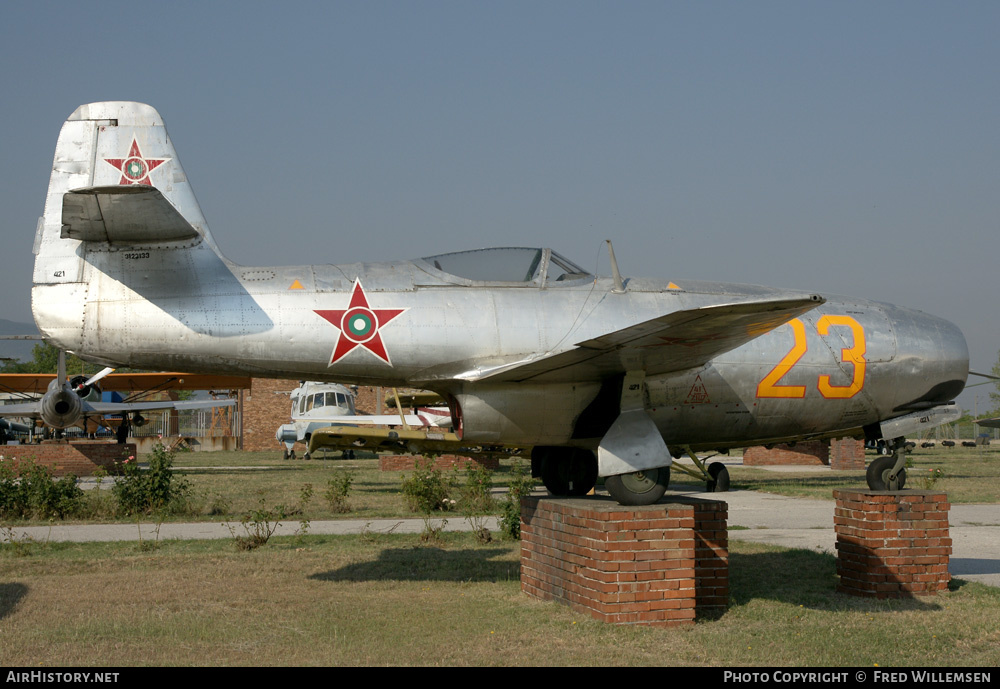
top-left (0, 319), bottom-right (40, 364)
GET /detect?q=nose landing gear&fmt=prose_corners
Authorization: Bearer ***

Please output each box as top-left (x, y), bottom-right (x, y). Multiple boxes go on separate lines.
top-left (866, 437), bottom-right (908, 491)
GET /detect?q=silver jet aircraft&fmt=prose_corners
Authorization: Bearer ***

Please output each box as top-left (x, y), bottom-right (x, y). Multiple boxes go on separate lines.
top-left (30, 102), bottom-right (969, 504)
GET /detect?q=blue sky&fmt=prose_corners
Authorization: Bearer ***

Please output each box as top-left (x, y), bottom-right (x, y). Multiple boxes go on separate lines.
top-left (2, 1), bottom-right (998, 409)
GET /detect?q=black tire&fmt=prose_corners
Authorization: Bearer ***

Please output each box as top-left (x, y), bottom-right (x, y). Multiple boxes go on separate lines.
top-left (605, 466), bottom-right (670, 506)
top-left (706, 462), bottom-right (730, 492)
top-left (866, 455), bottom-right (907, 491)
top-left (540, 448), bottom-right (598, 496)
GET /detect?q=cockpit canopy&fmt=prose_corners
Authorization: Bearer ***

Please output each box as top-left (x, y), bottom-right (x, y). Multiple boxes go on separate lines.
top-left (418, 247), bottom-right (591, 284)
top-left (292, 383), bottom-right (356, 417)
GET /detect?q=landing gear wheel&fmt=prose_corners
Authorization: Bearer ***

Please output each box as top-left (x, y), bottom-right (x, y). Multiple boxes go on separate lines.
top-left (706, 462), bottom-right (730, 492)
top-left (540, 449), bottom-right (598, 497)
top-left (282, 449), bottom-right (290, 460)
top-left (604, 466), bottom-right (670, 506)
top-left (866, 455), bottom-right (907, 491)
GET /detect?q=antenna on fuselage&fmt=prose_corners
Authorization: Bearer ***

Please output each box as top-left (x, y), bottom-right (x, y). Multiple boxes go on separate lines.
top-left (605, 240), bottom-right (626, 293)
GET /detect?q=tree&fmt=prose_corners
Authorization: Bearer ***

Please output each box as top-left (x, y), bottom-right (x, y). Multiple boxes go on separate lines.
top-left (0, 342), bottom-right (100, 375)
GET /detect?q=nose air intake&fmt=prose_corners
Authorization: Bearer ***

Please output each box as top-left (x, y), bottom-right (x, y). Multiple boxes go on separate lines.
top-left (890, 310), bottom-right (969, 412)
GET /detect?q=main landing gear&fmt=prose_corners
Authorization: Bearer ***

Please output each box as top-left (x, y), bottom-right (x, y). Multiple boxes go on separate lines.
top-left (534, 447), bottom-right (598, 497)
top-left (604, 467), bottom-right (670, 506)
top-left (866, 437), bottom-right (907, 491)
top-left (532, 446), bottom-right (732, 506)
top-left (667, 448), bottom-right (731, 493)
top-left (533, 447), bottom-right (671, 505)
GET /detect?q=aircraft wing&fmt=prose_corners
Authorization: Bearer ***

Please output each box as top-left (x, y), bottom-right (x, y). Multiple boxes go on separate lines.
top-left (307, 425), bottom-right (526, 460)
top-left (84, 398), bottom-right (237, 414)
top-left (0, 401), bottom-right (45, 419)
top-left (977, 417), bottom-right (1000, 429)
top-left (385, 390), bottom-right (448, 408)
top-left (62, 186), bottom-right (201, 245)
top-left (294, 413), bottom-right (440, 427)
top-left (0, 373), bottom-right (249, 395)
top-left (422, 294), bottom-right (824, 384)
top-left (0, 398), bottom-right (235, 420)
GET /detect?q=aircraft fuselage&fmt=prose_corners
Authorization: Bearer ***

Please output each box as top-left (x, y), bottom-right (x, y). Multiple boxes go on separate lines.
top-left (27, 102), bottom-right (970, 502)
top-left (32, 243), bottom-right (968, 452)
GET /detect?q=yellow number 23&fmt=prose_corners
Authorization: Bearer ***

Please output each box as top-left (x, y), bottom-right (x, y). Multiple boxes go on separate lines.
top-left (756, 316), bottom-right (866, 399)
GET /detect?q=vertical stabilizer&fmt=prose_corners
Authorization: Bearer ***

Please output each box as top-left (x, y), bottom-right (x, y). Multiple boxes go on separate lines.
top-left (32, 102), bottom-right (221, 348)
top-left (34, 101), bottom-right (219, 285)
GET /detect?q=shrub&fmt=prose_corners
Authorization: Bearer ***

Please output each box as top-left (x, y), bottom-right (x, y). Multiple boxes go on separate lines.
top-left (498, 460), bottom-right (535, 541)
top-left (401, 460), bottom-right (454, 514)
top-left (461, 462), bottom-right (496, 543)
top-left (112, 444), bottom-right (190, 516)
top-left (228, 490), bottom-right (286, 551)
top-left (0, 459), bottom-right (84, 520)
top-left (460, 462), bottom-right (495, 513)
top-left (324, 471), bottom-right (354, 513)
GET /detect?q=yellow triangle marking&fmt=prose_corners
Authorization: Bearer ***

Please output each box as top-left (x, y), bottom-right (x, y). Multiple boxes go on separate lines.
top-left (668, 282), bottom-right (681, 290)
top-left (289, 279), bottom-right (304, 290)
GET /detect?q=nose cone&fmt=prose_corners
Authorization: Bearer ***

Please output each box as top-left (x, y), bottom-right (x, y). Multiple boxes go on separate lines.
top-left (885, 305), bottom-right (968, 411)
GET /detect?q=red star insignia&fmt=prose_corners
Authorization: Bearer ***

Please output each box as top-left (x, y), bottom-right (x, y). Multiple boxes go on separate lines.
top-left (315, 280), bottom-right (407, 365)
top-left (104, 137), bottom-right (169, 185)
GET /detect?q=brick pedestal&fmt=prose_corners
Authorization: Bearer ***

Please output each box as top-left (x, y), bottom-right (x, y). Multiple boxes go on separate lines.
top-left (380, 454), bottom-right (499, 471)
top-left (2, 441), bottom-right (136, 477)
top-left (743, 441), bottom-right (829, 466)
top-left (520, 496), bottom-right (728, 627)
top-left (743, 438), bottom-right (863, 469)
top-left (834, 490), bottom-right (951, 598)
top-left (829, 438), bottom-right (865, 470)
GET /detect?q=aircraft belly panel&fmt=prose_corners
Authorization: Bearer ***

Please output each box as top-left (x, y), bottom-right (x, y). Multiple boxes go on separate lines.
top-left (457, 383), bottom-right (600, 445)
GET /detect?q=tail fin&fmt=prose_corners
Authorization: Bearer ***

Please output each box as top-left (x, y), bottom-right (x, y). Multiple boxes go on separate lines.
top-left (33, 102), bottom-right (219, 286)
top-left (32, 102), bottom-right (223, 350)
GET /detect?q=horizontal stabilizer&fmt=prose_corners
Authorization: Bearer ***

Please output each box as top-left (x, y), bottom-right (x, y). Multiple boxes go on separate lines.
top-left (62, 186), bottom-right (201, 245)
top-left (462, 294), bottom-right (824, 383)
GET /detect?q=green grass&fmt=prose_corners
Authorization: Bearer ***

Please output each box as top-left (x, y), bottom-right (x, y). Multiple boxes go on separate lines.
top-left (722, 445), bottom-right (1000, 503)
top-left (1, 534), bottom-right (997, 666)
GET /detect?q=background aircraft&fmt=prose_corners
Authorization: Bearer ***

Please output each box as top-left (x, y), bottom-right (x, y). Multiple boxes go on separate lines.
top-left (27, 102), bottom-right (969, 504)
top-left (0, 353), bottom-right (241, 435)
top-left (276, 382), bottom-right (452, 458)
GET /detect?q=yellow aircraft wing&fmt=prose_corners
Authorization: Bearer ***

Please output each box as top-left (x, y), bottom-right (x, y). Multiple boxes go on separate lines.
top-left (0, 372), bottom-right (250, 395)
top-left (307, 425), bottom-right (528, 460)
